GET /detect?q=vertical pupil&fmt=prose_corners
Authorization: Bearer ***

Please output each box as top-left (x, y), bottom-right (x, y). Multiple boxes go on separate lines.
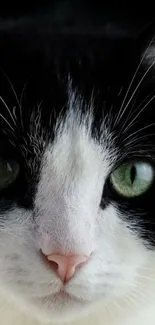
top-left (130, 165), bottom-right (136, 184)
top-left (6, 162), bottom-right (12, 172)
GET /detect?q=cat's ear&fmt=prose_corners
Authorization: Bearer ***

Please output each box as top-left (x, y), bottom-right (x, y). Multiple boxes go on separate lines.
top-left (137, 23), bottom-right (155, 68)
top-left (130, 23), bottom-right (155, 92)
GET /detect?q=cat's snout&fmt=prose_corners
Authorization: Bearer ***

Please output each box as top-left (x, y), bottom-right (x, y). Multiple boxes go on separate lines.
top-left (42, 253), bottom-right (90, 282)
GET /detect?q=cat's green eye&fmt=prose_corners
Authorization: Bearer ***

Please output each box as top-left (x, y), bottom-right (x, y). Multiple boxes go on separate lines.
top-left (110, 161), bottom-right (154, 198)
top-left (0, 158), bottom-right (19, 190)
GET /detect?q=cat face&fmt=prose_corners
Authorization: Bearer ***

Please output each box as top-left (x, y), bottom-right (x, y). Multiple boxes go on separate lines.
top-left (0, 16), bottom-right (155, 323)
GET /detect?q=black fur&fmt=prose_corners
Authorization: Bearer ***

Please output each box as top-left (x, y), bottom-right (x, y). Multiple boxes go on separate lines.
top-left (0, 3), bottom-right (155, 246)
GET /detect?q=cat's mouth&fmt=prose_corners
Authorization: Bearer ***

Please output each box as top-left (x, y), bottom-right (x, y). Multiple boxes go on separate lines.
top-left (53, 290), bottom-right (71, 299)
top-left (33, 289), bottom-right (82, 303)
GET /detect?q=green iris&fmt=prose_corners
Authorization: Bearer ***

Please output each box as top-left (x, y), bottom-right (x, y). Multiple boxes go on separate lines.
top-left (110, 161), bottom-right (154, 197)
top-left (0, 159), bottom-right (19, 190)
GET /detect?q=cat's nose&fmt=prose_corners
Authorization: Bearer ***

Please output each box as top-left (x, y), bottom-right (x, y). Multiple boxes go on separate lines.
top-left (45, 254), bottom-right (89, 282)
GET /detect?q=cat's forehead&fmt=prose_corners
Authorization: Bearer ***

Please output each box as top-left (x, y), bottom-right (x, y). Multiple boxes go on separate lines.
top-left (22, 89), bottom-right (116, 178)
top-left (42, 106), bottom-right (113, 174)
top-left (0, 24), bottom-right (155, 170)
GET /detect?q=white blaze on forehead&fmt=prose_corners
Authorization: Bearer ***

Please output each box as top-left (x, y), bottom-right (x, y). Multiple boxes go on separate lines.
top-left (34, 103), bottom-right (116, 255)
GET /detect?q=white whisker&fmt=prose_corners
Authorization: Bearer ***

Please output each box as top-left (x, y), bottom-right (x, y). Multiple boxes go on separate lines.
top-left (0, 96), bottom-right (16, 126)
top-left (2, 71), bottom-right (27, 131)
top-left (123, 295), bottom-right (138, 312)
top-left (115, 60), bottom-right (155, 127)
top-left (123, 123), bottom-right (155, 142)
top-left (8, 139), bottom-right (16, 147)
top-left (114, 36), bottom-right (155, 127)
top-left (138, 265), bottom-right (155, 271)
top-left (131, 287), bottom-right (152, 304)
top-left (119, 97), bottom-right (137, 133)
top-left (113, 301), bottom-right (124, 312)
top-left (12, 106), bottom-right (17, 120)
top-left (0, 114), bottom-right (15, 132)
top-left (19, 81), bottom-right (28, 130)
top-left (136, 274), bottom-right (154, 281)
top-left (121, 89), bottom-right (155, 133)
top-left (122, 93), bottom-right (155, 134)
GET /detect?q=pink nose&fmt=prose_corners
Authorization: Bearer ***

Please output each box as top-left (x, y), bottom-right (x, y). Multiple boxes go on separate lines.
top-left (46, 254), bottom-right (89, 282)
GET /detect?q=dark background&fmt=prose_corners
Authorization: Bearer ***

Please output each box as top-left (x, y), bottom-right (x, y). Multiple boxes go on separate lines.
top-left (0, 1), bottom-right (155, 39)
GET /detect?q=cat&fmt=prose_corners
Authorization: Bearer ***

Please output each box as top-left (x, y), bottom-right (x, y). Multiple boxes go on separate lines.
top-left (0, 2), bottom-right (155, 325)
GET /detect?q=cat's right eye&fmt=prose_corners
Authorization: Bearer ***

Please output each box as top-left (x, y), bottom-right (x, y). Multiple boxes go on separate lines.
top-left (109, 160), bottom-right (154, 198)
top-left (0, 158), bottom-right (20, 190)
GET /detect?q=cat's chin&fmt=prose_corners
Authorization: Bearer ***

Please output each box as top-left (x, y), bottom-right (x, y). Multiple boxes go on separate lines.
top-left (28, 291), bottom-right (97, 323)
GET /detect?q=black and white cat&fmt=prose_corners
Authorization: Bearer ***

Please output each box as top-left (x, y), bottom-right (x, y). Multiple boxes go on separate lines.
top-left (0, 2), bottom-right (155, 325)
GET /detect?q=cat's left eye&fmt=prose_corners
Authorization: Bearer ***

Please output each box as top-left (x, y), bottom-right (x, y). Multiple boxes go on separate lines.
top-left (0, 158), bottom-right (20, 190)
top-left (109, 161), bottom-right (154, 198)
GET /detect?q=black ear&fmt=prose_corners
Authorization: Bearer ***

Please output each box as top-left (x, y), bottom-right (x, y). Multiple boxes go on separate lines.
top-left (126, 23), bottom-right (155, 93)
top-left (136, 23), bottom-right (155, 64)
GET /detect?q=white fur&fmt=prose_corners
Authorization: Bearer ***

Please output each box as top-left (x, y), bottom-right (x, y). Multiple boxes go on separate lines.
top-left (0, 106), bottom-right (155, 324)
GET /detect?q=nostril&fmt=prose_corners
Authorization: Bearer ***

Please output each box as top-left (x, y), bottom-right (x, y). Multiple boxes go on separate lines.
top-left (48, 260), bottom-right (59, 273)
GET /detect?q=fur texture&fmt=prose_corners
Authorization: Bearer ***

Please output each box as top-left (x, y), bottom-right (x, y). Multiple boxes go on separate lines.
top-left (0, 3), bottom-right (155, 325)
